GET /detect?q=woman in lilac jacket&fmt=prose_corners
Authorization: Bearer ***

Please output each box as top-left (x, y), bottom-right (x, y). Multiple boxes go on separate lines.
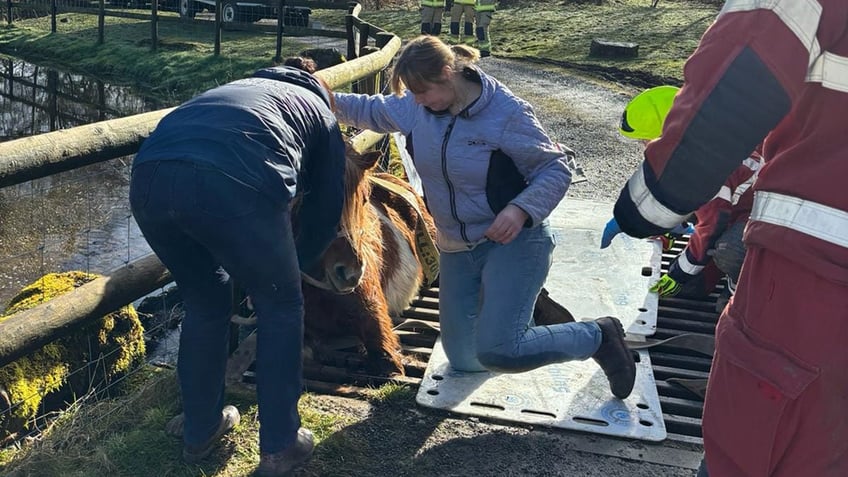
top-left (334, 35), bottom-right (636, 399)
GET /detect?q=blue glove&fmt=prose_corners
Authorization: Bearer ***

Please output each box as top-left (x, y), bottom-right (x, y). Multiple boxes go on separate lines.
top-left (670, 222), bottom-right (695, 235)
top-left (600, 218), bottom-right (622, 249)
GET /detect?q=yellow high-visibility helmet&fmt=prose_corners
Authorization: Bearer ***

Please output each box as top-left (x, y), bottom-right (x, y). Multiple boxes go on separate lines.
top-left (619, 85), bottom-right (680, 140)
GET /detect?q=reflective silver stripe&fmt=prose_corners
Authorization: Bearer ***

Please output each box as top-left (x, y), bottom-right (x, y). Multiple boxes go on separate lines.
top-left (750, 191), bottom-right (848, 248)
top-left (731, 155), bottom-right (763, 205)
top-left (742, 156), bottom-right (763, 171)
top-left (628, 165), bottom-right (690, 228)
top-left (717, 0), bottom-right (848, 93)
top-left (807, 51), bottom-right (848, 93)
top-left (677, 250), bottom-right (705, 276)
top-left (715, 185), bottom-right (732, 203)
top-left (727, 276), bottom-right (737, 294)
top-left (732, 181), bottom-right (753, 205)
top-left (719, 0), bottom-right (823, 69)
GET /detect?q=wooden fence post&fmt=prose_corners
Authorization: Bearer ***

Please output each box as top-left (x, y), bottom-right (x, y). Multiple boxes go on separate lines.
top-left (351, 24), bottom-right (371, 94)
top-left (98, 0), bottom-right (105, 45)
top-left (358, 21), bottom-right (369, 56)
top-left (274, 0), bottom-right (286, 63)
top-left (151, 0), bottom-right (159, 52)
top-left (6, 0), bottom-right (11, 26)
top-left (51, 0), bottom-right (56, 33)
top-left (214, 0), bottom-right (222, 56)
top-left (345, 2), bottom-right (361, 61)
top-left (375, 32), bottom-right (393, 93)
top-left (345, 15), bottom-right (356, 61)
top-left (359, 45), bottom-right (380, 95)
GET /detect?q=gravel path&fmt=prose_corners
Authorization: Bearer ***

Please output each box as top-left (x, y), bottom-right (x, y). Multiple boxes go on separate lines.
top-left (477, 57), bottom-right (646, 203)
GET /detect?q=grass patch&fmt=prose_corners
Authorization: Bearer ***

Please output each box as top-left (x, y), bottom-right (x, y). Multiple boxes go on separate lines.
top-left (363, 381), bottom-right (414, 403)
top-left (0, 366), bottom-right (364, 477)
top-left (322, 0), bottom-right (719, 83)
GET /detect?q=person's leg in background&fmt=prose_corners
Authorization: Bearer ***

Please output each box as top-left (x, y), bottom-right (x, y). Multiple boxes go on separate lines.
top-left (420, 4), bottom-right (434, 35)
top-left (449, 2), bottom-right (464, 43)
top-left (462, 4), bottom-right (476, 45)
top-left (431, 5), bottom-right (444, 35)
top-left (475, 0), bottom-right (494, 57)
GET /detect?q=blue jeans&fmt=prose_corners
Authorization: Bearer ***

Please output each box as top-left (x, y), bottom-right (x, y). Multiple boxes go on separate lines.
top-left (130, 160), bottom-right (303, 454)
top-left (697, 458), bottom-right (709, 477)
top-left (438, 222), bottom-right (602, 372)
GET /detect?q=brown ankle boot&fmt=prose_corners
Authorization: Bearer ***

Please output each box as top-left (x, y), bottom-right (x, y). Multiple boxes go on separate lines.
top-left (591, 317), bottom-right (636, 399)
top-left (257, 427), bottom-right (315, 476)
top-left (181, 405), bottom-right (241, 463)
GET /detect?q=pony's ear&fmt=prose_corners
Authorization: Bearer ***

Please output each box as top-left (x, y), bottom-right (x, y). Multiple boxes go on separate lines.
top-left (347, 148), bottom-right (382, 172)
top-left (359, 151), bottom-right (382, 171)
top-left (344, 141), bottom-right (356, 157)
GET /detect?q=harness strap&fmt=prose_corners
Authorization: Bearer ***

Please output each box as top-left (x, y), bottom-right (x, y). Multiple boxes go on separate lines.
top-left (368, 175), bottom-right (441, 286)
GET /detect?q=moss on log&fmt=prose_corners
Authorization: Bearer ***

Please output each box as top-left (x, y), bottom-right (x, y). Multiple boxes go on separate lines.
top-left (0, 272), bottom-right (146, 441)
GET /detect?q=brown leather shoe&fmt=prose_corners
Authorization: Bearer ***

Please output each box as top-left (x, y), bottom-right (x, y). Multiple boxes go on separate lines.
top-left (592, 317), bottom-right (636, 399)
top-left (181, 405), bottom-right (241, 463)
top-left (256, 427), bottom-right (315, 476)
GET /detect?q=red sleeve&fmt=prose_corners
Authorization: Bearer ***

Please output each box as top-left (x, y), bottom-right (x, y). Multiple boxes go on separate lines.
top-left (613, 1), bottom-right (848, 238)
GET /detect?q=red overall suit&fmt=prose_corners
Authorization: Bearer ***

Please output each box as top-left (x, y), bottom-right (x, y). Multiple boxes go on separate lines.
top-left (667, 152), bottom-right (763, 295)
top-left (612, 1), bottom-right (848, 475)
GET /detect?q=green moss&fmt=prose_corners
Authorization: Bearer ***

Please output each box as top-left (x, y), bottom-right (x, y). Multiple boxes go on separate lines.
top-left (0, 272), bottom-right (146, 440)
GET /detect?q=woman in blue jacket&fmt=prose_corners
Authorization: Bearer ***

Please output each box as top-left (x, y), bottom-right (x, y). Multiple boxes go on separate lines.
top-left (130, 62), bottom-right (343, 475)
top-left (333, 35), bottom-right (636, 399)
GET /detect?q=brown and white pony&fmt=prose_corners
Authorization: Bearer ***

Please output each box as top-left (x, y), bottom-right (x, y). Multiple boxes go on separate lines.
top-left (299, 147), bottom-right (436, 377)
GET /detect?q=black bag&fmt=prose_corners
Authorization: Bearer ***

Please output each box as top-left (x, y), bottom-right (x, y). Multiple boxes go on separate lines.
top-left (486, 149), bottom-right (531, 227)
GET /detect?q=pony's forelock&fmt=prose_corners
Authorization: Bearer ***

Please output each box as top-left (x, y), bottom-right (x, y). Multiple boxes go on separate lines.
top-left (339, 151), bottom-right (382, 276)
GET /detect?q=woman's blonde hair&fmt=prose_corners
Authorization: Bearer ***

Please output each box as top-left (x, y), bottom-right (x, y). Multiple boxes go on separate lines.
top-left (389, 35), bottom-right (480, 95)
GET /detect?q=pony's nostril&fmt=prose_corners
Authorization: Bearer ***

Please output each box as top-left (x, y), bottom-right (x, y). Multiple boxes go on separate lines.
top-left (335, 265), bottom-right (348, 282)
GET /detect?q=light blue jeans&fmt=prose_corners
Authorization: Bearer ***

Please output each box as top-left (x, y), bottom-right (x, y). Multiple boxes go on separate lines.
top-left (438, 222), bottom-right (602, 372)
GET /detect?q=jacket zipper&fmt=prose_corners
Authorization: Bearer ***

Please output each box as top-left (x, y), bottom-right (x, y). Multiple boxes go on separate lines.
top-left (441, 117), bottom-right (469, 242)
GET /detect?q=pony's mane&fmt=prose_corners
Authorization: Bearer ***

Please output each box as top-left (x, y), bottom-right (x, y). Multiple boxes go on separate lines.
top-left (340, 152), bottom-right (382, 276)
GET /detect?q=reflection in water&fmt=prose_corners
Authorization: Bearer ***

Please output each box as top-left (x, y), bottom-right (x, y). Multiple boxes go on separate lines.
top-left (0, 55), bottom-right (165, 139)
top-left (0, 56), bottom-right (172, 304)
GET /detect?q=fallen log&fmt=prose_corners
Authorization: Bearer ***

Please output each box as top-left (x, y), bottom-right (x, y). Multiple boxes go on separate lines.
top-left (0, 254), bottom-right (171, 368)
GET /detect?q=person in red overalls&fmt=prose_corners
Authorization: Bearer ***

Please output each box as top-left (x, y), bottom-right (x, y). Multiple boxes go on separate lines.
top-left (652, 149), bottom-right (764, 310)
top-left (606, 86), bottom-right (765, 311)
top-left (609, 2), bottom-right (848, 476)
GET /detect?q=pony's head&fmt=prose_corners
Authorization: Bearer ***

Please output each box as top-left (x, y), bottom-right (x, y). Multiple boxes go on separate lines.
top-left (304, 146), bottom-right (383, 294)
